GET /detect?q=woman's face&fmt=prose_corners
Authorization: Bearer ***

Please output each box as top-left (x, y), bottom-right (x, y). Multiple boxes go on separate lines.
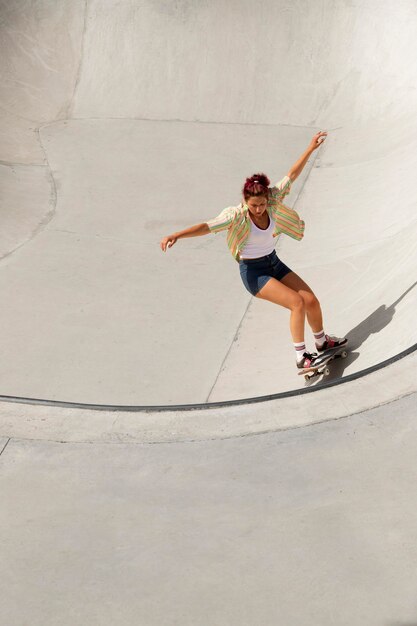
top-left (245, 195), bottom-right (268, 218)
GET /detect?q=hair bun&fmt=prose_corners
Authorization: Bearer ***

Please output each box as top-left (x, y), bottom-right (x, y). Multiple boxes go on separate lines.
top-left (242, 173), bottom-right (271, 200)
top-left (250, 173), bottom-right (270, 187)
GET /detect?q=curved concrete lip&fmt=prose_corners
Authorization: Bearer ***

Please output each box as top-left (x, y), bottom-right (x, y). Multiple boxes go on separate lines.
top-left (1, 344), bottom-right (416, 413)
top-left (0, 349), bottom-right (415, 444)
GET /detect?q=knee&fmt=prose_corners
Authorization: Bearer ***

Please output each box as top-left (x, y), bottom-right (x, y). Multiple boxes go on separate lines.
top-left (303, 292), bottom-right (320, 310)
top-left (291, 295), bottom-right (305, 313)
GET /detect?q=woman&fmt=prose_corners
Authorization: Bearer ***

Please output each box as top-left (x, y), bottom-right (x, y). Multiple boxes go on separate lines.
top-left (160, 131), bottom-right (347, 370)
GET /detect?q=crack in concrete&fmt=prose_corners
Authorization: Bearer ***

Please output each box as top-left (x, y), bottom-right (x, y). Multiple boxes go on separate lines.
top-left (205, 295), bottom-right (253, 403)
top-left (43, 116), bottom-right (332, 130)
top-left (0, 132), bottom-right (57, 264)
top-left (0, 438), bottom-right (11, 457)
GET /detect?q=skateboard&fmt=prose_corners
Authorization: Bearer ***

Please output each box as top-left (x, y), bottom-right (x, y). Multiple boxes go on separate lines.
top-left (298, 342), bottom-right (349, 381)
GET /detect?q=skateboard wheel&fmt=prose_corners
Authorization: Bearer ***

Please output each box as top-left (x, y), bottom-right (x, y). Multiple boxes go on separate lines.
top-left (341, 350), bottom-right (347, 358)
top-left (304, 374), bottom-right (310, 382)
top-left (324, 367), bottom-right (330, 376)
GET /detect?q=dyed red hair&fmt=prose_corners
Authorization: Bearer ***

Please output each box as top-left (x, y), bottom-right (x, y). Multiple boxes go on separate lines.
top-left (242, 173), bottom-right (270, 201)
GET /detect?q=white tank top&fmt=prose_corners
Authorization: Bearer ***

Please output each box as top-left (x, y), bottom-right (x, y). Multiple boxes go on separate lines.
top-left (241, 214), bottom-right (276, 259)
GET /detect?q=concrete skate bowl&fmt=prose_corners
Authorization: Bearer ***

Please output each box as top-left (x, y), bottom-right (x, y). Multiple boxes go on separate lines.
top-left (1, 0), bottom-right (416, 410)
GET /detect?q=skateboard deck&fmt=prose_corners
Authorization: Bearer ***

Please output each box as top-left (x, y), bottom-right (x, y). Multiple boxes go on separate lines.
top-left (298, 342), bottom-right (349, 381)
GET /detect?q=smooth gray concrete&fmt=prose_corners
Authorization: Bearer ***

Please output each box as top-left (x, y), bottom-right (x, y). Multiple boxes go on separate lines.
top-left (1, 394), bottom-right (417, 626)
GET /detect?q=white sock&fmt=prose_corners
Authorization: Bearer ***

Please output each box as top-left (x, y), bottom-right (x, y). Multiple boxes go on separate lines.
top-left (314, 329), bottom-right (326, 347)
top-left (294, 341), bottom-right (306, 363)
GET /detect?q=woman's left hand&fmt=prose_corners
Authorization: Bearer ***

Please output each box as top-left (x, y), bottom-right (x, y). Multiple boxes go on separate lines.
top-left (309, 131), bottom-right (328, 150)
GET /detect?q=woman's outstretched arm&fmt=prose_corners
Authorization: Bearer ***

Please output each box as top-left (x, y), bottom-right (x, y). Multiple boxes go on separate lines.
top-left (160, 205), bottom-right (235, 252)
top-left (160, 223), bottom-right (210, 252)
top-left (287, 131), bottom-right (327, 181)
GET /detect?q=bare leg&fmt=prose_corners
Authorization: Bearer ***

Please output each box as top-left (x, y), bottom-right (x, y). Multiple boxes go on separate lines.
top-left (255, 277), bottom-right (306, 343)
top-left (280, 272), bottom-right (324, 334)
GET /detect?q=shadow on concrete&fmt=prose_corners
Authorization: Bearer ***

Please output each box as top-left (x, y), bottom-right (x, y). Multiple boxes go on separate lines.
top-left (346, 280), bottom-right (417, 352)
top-left (306, 281), bottom-right (417, 387)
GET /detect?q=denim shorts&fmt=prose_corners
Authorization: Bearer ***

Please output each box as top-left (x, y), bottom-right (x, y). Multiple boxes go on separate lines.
top-left (239, 250), bottom-right (292, 296)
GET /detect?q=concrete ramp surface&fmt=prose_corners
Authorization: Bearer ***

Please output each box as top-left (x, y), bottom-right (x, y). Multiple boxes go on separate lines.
top-left (2, 4), bottom-right (417, 626)
top-left (1, 0), bottom-right (416, 406)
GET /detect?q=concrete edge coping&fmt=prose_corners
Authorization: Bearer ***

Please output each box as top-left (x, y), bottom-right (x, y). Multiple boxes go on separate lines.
top-left (0, 350), bottom-right (415, 444)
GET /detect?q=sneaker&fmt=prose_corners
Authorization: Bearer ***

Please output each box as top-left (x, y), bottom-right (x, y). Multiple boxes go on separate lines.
top-left (296, 352), bottom-right (318, 369)
top-left (315, 334), bottom-right (347, 352)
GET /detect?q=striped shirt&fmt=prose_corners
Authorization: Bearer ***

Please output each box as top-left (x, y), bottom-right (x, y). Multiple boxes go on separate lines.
top-left (206, 176), bottom-right (305, 262)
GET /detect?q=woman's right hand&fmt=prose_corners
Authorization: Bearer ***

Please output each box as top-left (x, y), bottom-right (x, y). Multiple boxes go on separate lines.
top-left (160, 235), bottom-right (178, 252)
